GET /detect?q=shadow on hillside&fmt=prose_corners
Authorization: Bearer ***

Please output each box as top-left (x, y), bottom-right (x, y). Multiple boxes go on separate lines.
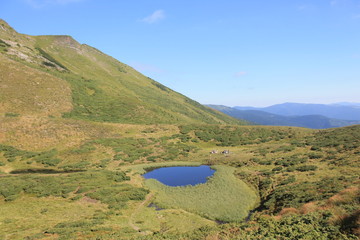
top-left (10, 168), bottom-right (85, 174)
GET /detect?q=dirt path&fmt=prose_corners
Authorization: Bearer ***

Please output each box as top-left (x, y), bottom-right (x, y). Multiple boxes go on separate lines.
top-left (128, 192), bottom-right (154, 233)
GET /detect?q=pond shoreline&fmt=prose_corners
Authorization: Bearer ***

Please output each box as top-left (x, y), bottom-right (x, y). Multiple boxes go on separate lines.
top-left (143, 165), bottom-right (216, 187)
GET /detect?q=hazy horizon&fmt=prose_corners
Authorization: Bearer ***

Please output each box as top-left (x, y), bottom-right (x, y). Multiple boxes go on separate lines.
top-left (206, 101), bottom-right (360, 108)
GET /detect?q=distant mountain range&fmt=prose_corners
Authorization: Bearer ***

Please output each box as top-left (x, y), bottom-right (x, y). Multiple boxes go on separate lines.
top-left (329, 102), bottom-right (360, 107)
top-left (233, 102), bottom-right (360, 120)
top-left (207, 103), bottom-right (360, 129)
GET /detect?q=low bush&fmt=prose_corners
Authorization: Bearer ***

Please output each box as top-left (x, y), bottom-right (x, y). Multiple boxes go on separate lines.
top-left (263, 177), bottom-right (348, 213)
top-left (296, 165), bottom-right (318, 172)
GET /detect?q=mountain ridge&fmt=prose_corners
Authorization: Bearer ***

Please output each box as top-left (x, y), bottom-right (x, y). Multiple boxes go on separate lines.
top-left (0, 19), bottom-right (243, 125)
top-left (208, 104), bottom-right (360, 129)
top-left (233, 102), bottom-right (360, 120)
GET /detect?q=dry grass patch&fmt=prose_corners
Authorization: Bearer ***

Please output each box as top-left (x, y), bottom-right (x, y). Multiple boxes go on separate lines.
top-left (0, 55), bottom-right (72, 116)
top-left (0, 196), bottom-right (106, 240)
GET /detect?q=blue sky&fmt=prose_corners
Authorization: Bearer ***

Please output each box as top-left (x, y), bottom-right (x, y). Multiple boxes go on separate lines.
top-left (1, 0), bottom-right (360, 107)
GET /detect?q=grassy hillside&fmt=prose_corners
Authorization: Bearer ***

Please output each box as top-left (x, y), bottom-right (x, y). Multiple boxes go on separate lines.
top-left (0, 19), bottom-right (242, 125)
top-left (0, 54), bottom-right (73, 116)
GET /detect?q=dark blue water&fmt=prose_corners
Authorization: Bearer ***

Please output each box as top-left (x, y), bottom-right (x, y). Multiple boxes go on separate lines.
top-left (143, 165), bottom-right (215, 187)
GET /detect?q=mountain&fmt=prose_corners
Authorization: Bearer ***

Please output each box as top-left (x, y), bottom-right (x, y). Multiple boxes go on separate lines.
top-left (234, 102), bottom-right (360, 120)
top-left (208, 105), bottom-right (360, 129)
top-left (0, 19), bottom-right (242, 125)
top-left (0, 19), bottom-right (359, 240)
top-left (330, 102), bottom-right (360, 107)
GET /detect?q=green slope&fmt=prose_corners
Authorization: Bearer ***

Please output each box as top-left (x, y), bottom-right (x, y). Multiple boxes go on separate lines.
top-left (0, 19), bottom-right (243, 125)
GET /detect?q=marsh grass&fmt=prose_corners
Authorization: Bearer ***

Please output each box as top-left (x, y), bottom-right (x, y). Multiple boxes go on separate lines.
top-left (143, 165), bottom-right (258, 222)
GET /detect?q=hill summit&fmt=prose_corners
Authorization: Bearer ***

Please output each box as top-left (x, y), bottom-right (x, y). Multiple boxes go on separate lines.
top-left (0, 19), bottom-right (242, 125)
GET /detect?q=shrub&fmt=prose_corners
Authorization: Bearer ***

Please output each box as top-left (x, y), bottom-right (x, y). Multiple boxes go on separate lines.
top-left (5, 112), bottom-right (20, 117)
top-left (296, 165), bottom-right (318, 172)
top-left (279, 175), bottom-right (296, 185)
top-left (308, 153), bottom-right (323, 159)
top-left (272, 166), bottom-right (283, 172)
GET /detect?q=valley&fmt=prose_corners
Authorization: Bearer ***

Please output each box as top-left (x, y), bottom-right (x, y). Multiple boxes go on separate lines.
top-left (1, 119), bottom-right (359, 239)
top-left (0, 19), bottom-right (359, 239)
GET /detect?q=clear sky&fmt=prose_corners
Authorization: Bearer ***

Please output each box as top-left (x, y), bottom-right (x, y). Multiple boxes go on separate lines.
top-left (1, 0), bottom-right (360, 107)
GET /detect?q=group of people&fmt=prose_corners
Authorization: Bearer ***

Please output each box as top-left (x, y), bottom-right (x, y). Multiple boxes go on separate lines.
top-left (210, 150), bottom-right (230, 154)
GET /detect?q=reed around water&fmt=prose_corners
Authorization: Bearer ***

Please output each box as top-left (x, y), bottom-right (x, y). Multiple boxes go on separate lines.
top-left (144, 165), bottom-right (259, 222)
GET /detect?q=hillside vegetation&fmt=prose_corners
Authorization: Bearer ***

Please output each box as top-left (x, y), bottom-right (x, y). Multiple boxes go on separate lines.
top-left (0, 19), bottom-right (359, 240)
top-left (1, 123), bottom-right (358, 239)
top-left (0, 19), bottom-right (242, 125)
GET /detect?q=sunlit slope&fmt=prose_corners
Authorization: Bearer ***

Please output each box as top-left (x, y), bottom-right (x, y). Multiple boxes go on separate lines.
top-left (0, 55), bottom-right (72, 116)
top-left (0, 19), bottom-right (243, 125)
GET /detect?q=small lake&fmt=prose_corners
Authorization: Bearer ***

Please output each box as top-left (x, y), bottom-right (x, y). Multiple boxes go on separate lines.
top-left (143, 165), bottom-right (215, 187)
